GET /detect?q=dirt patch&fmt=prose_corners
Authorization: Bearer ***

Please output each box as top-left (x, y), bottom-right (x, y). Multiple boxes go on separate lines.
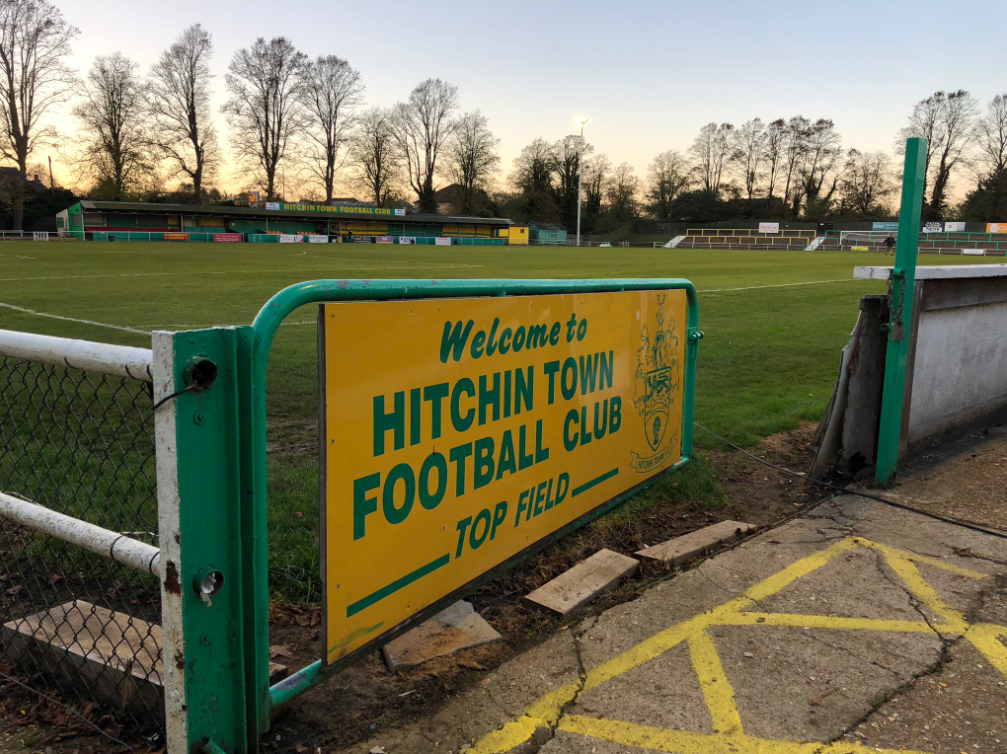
top-left (265, 425), bottom-right (823, 753)
top-left (704, 422), bottom-right (822, 522)
top-left (266, 418), bottom-right (318, 457)
top-left (882, 427), bottom-right (1007, 532)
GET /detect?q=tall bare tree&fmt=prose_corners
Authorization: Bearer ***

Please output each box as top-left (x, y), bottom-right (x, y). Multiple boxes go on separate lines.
top-left (0, 0), bottom-right (78, 228)
top-left (604, 163), bottom-right (639, 222)
top-left (445, 110), bottom-right (499, 214)
top-left (148, 24), bottom-right (217, 201)
top-left (781, 116), bottom-right (810, 212)
top-left (72, 52), bottom-right (150, 199)
top-left (645, 149), bottom-right (690, 219)
top-left (839, 149), bottom-right (895, 217)
top-left (735, 118), bottom-right (765, 203)
top-left (350, 106), bottom-right (401, 206)
top-left (689, 122), bottom-right (735, 196)
top-left (391, 78), bottom-right (458, 212)
top-left (799, 119), bottom-right (843, 214)
top-left (298, 55), bottom-right (363, 203)
top-left (512, 138), bottom-right (558, 220)
top-left (976, 94), bottom-right (1007, 181)
top-left (762, 118), bottom-right (787, 202)
top-left (582, 154), bottom-right (610, 215)
top-left (898, 90), bottom-right (977, 216)
top-left (552, 133), bottom-right (593, 225)
top-left (222, 37), bottom-right (306, 200)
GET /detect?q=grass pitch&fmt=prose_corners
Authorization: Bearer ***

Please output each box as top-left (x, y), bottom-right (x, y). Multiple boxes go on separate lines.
top-left (1, 242), bottom-right (994, 599)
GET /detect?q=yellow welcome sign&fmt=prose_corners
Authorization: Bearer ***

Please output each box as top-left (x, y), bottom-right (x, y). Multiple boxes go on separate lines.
top-left (320, 290), bottom-right (689, 664)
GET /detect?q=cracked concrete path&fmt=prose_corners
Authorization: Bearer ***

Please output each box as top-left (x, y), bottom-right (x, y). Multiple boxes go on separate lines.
top-left (336, 495), bottom-right (1007, 754)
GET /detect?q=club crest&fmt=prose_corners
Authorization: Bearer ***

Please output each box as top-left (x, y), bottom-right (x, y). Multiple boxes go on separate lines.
top-left (631, 294), bottom-right (680, 469)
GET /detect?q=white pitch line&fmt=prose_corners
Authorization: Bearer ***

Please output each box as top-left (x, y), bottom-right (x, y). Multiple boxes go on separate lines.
top-left (698, 278), bottom-right (861, 294)
top-left (0, 301), bottom-right (150, 335)
top-left (2, 277), bottom-right (869, 337)
top-left (0, 263), bottom-right (483, 283)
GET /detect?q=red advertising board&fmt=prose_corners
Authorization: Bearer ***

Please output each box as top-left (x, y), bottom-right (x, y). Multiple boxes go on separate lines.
top-left (214, 233), bottom-right (243, 243)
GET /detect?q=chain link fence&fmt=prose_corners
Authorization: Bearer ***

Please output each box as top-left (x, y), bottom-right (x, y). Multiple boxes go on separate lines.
top-left (0, 352), bottom-right (163, 740)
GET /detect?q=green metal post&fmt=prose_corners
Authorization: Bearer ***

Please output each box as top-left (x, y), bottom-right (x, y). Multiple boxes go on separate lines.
top-left (154, 328), bottom-right (251, 754)
top-left (875, 138), bottom-right (928, 484)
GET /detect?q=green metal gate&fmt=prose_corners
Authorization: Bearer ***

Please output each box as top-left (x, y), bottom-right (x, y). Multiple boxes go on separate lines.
top-left (155, 278), bottom-right (701, 753)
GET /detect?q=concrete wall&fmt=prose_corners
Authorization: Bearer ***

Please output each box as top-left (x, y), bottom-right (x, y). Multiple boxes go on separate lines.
top-left (906, 276), bottom-right (1007, 448)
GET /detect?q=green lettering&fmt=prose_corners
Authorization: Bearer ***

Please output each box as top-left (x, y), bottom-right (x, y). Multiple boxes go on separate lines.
top-left (451, 378), bottom-right (475, 432)
top-left (440, 319), bottom-right (474, 363)
top-left (449, 443), bottom-right (472, 497)
top-left (496, 429), bottom-right (516, 480)
top-left (423, 383), bottom-right (450, 439)
top-left (382, 463), bottom-right (415, 526)
top-left (352, 472), bottom-right (380, 540)
top-left (474, 436), bottom-right (495, 490)
top-left (373, 392), bottom-right (405, 457)
top-left (478, 372), bottom-right (501, 426)
top-left (419, 453), bottom-right (448, 510)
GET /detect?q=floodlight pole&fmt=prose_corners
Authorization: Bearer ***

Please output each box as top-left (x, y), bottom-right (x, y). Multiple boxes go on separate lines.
top-left (575, 118), bottom-right (589, 247)
top-left (875, 137), bottom-right (927, 485)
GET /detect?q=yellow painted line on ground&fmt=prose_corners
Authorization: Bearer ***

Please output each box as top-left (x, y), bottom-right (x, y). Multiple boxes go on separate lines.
top-left (722, 612), bottom-right (942, 635)
top-left (558, 715), bottom-right (938, 754)
top-left (741, 538), bottom-right (859, 602)
top-left (965, 623), bottom-right (1007, 677)
top-left (854, 538), bottom-right (989, 580)
top-left (559, 715), bottom-right (741, 754)
top-left (463, 536), bottom-right (1007, 754)
top-left (688, 630), bottom-right (745, 738)
top-left (879, 551), bottom-right (969, 633)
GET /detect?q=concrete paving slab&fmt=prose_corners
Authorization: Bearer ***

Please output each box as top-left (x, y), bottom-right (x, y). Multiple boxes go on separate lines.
top-left (336, 496), bottom-right (1007, 754)
top-left (382, 601), bottom-right (501, 671)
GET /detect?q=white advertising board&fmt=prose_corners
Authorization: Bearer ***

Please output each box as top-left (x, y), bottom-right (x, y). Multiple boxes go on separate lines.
top-left (308, 235), bottom-right (329, 243)
top-left (758, 222), bottom-right (780, 234)
top-left (434, 237), bottom-right (452, 246)
top-left (279, 234), bottom-right (304, 243)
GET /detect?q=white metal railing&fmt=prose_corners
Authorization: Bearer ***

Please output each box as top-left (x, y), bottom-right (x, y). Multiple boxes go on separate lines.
top-left (0, 328), bottom-right (153, 381)
top-left (0, 490), bottom-right (161, 575)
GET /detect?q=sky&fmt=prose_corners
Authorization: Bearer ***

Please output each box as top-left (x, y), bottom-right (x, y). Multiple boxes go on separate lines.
top-left (46, 0), bottom-right (1007, 198)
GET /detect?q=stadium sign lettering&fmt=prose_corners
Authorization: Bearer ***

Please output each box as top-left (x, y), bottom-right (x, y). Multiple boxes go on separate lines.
top-left (319, 290), bottom-right (688, 663)
top-left (277, 203), bottom-right (405, 217)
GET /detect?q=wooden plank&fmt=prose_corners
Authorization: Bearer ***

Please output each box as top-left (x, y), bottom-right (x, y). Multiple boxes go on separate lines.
top-left (0, 600), bottom-right (163, 718)
top-left (525, 549), bottom-right (638, 615)
top-left (636, 520), bottom-right (756, 565)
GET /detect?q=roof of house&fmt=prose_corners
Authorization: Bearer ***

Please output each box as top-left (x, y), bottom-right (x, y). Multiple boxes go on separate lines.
top-left (432, 184), bottom-right (461, 204)
top-left (73, 199), bottom-right (513, 227)
top-left (530, 222), bottom-right (567, 231)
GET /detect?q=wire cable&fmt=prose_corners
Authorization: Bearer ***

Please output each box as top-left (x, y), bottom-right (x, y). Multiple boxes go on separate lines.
top-left (694, 422), bottom-right (1007, 542)
top-left (0, 670), bottom-right (134, 751)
